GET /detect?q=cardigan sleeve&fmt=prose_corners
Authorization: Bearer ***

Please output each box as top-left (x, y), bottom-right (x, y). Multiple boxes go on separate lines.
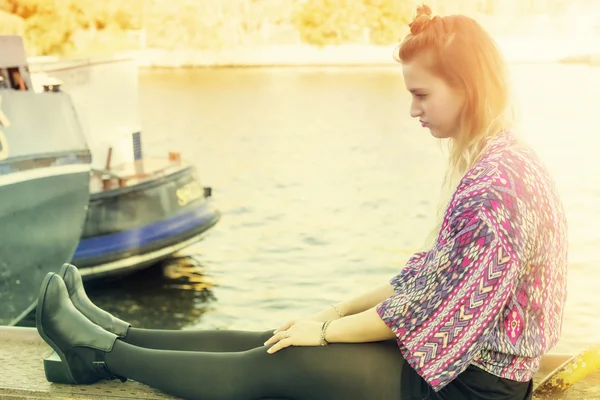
top-left (376, 211), bottom-right (519, 391)
top-left (389, 251), bottom-right (430, 292)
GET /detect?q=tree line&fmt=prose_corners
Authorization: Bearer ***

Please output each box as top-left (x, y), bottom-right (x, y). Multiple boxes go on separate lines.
top-left (0, 0), bottom-right (574, 56)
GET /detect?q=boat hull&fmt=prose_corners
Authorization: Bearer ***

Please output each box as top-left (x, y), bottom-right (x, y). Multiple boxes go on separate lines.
top-left (0, 37), bottom-right (93, 326)
top-left (0, 168), bottom-right (90, 325)
top-left (71, 164), bottom-right (220, 280)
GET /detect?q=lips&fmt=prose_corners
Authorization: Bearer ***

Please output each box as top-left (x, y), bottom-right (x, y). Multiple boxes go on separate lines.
top-left (420, 120), bottom-right (429, 128)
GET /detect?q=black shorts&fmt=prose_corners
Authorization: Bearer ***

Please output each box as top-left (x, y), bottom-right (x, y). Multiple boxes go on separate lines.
top-left (400, 361), bottom-right (533, 400)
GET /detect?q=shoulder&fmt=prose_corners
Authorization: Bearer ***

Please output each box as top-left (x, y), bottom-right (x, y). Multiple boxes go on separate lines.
top-left (446, 134), bottom-right (556, 233)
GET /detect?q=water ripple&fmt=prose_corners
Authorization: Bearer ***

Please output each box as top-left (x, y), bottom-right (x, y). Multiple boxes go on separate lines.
top-left (78, 65), bottom-right (600, 356)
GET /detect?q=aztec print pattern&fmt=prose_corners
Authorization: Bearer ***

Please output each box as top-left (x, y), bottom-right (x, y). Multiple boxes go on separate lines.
top-left (376, 132), bottom-right (568, 392)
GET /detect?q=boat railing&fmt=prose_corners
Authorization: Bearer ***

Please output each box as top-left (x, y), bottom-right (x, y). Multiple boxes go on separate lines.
top-left (90, 147), bottom-right (188, 191)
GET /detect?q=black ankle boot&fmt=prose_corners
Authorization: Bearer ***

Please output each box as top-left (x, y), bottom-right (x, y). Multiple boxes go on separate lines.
top-left (36, 273), bottom-right (127, 384)
top-left (59, 263), bottom-right (130, 338)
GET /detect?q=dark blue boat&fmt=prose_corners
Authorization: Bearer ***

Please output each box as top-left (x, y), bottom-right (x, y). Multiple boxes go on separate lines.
top-left (0, 36), bottom-right (92, 325)
top-left (30, 58), bottom-right (220, 281)
top-left (72, 159), bottom-right (220, 280)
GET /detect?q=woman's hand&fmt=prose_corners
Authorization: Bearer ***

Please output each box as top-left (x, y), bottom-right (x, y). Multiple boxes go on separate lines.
top-left (273, 305), bottom-right (343, 335)
top-left (264, 319), bottom-right (323, 354)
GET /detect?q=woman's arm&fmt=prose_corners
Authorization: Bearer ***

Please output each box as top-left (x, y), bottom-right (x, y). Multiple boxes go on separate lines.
top-left (274, 282), bottom-right (397, 336)
top-left (303, 282), bottom-right (396, 324)
top-left (335, 283), bottom-right (396, 317)
top-left (325, 307), bottom-right (397, 343)
top-left (308, 251), bottom-right (430, 322)
top-left (332, 251), bottom-right (430, 317)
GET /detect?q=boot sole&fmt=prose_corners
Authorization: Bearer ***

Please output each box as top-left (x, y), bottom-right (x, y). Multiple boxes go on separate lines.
top-left (43, 351), bottom-right (71, 383)
top-left (36, 273), bottom-right (77, 384)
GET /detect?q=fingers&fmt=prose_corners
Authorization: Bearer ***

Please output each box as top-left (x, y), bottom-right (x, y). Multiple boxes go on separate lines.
top-left (273, 320), bottom-right (294, 335)
top-left (267, 338), bottom-right (292, 354)
top-left (263, 330), bottom-right (289, 346)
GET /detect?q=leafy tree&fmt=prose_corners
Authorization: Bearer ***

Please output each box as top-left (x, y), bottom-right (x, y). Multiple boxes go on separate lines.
top-left (364, 0), bottom-right (413, 45)
top-left (0, 0), bottom-right (79, 54)
top-left (0, 0), bottom-right (142, 55)
top-left (0, 0), bottom-right (417, 53)
top-left (292, 0), bottom-right (414, 46)
top-left (292, 0), bottom-right (366, 46)
top-left (0, 9), bottom-right (24, 35)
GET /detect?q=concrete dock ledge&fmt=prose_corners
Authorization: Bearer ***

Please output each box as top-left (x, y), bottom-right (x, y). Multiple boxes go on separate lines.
top-left (0, 326), bottom-right (179, 399)
top-left (1, 326), bottom-right (598, 399)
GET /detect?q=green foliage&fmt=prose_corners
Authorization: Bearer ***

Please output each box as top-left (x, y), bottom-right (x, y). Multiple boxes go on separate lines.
top-left (292, 0), bottom-right (414, 46)
top-left (0, 0), bottom-right (142, 55)
top-left (0, 0), bottom-right (78, 54)
top-left (364, 0), bottom-right (413, 45)
top-left (0, 0), bottom-right (419, 55)
top-left (291, 0), bottom-right (367, 46)
top-left (0, 9), bottom-right (24, 35)
top-left (0, 0), bottom-right (578, 55)
top-left (8, 0), bottom-right (545, 55)
top-left (141, 1), bottom-right (290, 51)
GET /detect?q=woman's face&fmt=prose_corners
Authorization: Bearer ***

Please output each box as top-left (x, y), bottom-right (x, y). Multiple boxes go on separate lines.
top-left (402, 54), bottom-right (464, 139)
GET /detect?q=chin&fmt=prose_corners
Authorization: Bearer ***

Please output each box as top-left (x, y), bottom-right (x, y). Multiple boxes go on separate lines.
top-left (429, 128), bottom-right (451, 139)
top-left (428, 128), bottom-right (441, 138)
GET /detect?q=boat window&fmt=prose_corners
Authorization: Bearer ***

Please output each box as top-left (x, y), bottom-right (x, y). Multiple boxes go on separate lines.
top-left (0, 130), bottom-right (7, 161)
top-left (0, 70), bottom-right (8, 89)
top-left (7, 67), bottom-right (27, 91)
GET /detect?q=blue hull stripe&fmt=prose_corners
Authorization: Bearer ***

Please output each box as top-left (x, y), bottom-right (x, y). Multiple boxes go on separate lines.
top-left (73, 204), bottom-right (218, 259)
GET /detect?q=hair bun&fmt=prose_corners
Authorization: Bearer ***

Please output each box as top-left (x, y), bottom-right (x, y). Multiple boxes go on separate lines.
top-left (409, 4), bottom-right (433, 35)
top-left (416, 5), bottom-right (432, 17)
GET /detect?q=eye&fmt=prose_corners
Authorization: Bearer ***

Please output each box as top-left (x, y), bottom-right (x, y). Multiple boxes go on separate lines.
top-left (416, 94), bottom-right (428, 99)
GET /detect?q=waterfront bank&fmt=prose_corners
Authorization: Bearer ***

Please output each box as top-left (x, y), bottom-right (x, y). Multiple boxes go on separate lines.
top-left (111, 36), bottom-right (600, 68)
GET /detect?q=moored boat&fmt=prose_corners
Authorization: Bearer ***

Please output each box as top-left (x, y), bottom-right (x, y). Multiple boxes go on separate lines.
top-left (0, 35), bottom-right (92, 325)
top-left (73, 157), bottom-right (220, 280)
top-left (29, 57), bottom-right (220, 281)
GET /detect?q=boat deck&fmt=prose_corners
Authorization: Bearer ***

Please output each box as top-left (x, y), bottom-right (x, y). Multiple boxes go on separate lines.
top-left (1, 327), bottom-right (598, 399)
top-left (90, 157), bottom-right (190, 194)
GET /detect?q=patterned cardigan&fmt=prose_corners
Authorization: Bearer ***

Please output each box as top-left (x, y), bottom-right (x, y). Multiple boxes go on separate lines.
top-left (376, 132), bottom-right (568, 391)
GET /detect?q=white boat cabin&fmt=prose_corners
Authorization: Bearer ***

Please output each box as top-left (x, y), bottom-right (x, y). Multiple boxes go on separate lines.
top-left (0, 36), bottom-right (34, 92)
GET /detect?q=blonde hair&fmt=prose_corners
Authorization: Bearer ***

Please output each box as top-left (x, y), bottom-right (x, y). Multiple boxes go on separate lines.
top-left (397, 5), bottom-right (517, 247)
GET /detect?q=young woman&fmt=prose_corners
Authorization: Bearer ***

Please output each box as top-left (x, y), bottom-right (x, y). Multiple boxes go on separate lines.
top-left (36, 5), bottom-right (567, 400)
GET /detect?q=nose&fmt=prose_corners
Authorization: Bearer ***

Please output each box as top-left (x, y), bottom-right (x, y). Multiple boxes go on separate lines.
top-left (410, 99), bottom-right (422, 118)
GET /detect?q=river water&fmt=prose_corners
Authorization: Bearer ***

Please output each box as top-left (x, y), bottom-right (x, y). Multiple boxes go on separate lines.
top-left (83, 63), bottom-right (599, 356)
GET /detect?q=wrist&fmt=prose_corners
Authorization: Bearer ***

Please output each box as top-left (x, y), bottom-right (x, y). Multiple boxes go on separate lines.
top-left (324, 318), bottom-right (342, 343)
top-left (320, 320), bottom-right (332, 346)
top-left (331, 303), bottom-right (345, 318)
top-left (334, 302), bottom-right (351, 317)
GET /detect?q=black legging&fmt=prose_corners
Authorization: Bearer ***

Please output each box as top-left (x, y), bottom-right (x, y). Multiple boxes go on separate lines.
top-left (104, 327), bottom-right (532, 400)
top-left (105, 327), bottom-right (403, 399)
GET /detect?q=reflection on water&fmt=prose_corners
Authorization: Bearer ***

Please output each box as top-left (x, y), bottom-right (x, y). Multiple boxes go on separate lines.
top-left (92, 64), bottom-right (600, 354)
top-left (86, 256), bottom-right (217, 330)
top-left (19, 64), bottom-right (599, 358)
